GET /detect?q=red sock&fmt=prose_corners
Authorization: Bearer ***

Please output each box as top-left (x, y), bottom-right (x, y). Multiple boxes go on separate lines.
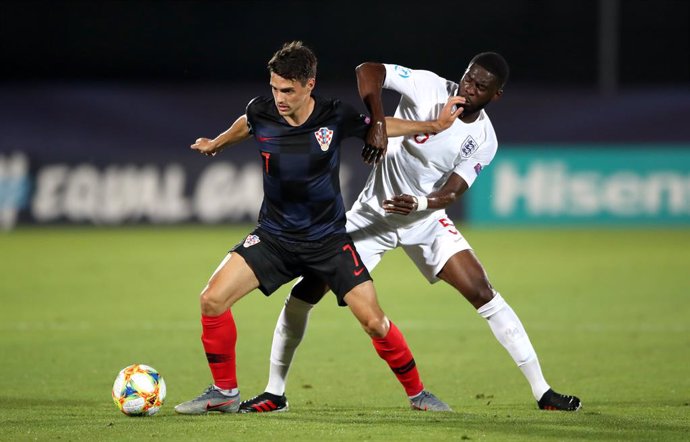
top-left (201, 309), bottom-right (237, 390)
top-left (371, 321), bottom-right (423, 397)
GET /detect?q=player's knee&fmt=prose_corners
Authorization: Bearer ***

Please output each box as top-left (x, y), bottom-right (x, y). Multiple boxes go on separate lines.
top-left (463, 281), bottom-right (495, 309)
top-left (477, 285), bottom-right (496, 305)
top-left (284, 294), bottom-right (316, 314)
top-left (360, 315), bottom-right (389, 338)
top-left (199, 289), bottom-right (226, 316)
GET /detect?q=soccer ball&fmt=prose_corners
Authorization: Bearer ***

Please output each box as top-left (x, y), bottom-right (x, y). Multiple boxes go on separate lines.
top-left (112, 364), bottom-right (166, 416)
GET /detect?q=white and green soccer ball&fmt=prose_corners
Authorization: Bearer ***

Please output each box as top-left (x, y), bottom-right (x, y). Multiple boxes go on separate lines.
top-left (112, 364), bottom-right (166, 416)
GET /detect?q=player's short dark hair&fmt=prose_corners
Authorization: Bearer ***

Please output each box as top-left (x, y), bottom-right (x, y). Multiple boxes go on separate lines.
top-left (268, 41), bottom-right (317, 85)
top-left (470, 52), bottom-right (509, 89)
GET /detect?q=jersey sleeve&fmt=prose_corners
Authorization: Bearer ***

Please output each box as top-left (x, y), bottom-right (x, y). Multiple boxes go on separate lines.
top-left (338, 101), bottom-right (371, 140)
top-left (452, 133), bottom-right (498, 189)
top-left (382, 64), bottom-right (446, 105)
top-left (245, 97), bottom-right (261, 135)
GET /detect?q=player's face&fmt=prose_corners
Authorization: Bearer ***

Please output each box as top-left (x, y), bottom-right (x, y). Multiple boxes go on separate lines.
top-left (458, 64), bottom-right (502, 114)
top-left (270, 72), bottom-right (315, 118)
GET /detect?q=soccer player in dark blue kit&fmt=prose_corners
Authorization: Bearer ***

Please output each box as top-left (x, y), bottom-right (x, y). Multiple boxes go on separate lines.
top-left (174, 41), bottom-right (462, 414)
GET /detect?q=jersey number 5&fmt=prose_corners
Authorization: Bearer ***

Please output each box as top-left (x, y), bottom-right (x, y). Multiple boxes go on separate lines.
top-left (439, 218), bottom-right (459, 235)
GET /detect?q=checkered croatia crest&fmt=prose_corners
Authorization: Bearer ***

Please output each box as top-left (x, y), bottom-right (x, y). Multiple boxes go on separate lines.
top-left (243, 234), bottom-right (260, 248)
top-left (314, 127), bottom-right (334, 151)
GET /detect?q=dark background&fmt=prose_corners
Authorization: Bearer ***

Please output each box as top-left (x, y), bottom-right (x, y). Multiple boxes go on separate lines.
top-left (0, 0), bottom-right (689, 228)
top-left (1, 0), bottom-right (688, 86)
top-left (1, 0), bottom-right (689, 148)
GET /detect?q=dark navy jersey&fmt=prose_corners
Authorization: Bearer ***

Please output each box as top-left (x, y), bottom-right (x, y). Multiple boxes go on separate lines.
top-left (245, 95), bottom-right (370, 241)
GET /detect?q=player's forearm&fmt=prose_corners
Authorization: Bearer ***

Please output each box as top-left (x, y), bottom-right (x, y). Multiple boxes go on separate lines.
top-left (383, 173), bottom-right (468, 215)
top-left (426, 174), bottom-right (469, 209)
top-left (385, 117), bottom-right (444, 137)
top-left (356, 62), bottom-right (386, 123)
top-left (425, 192), bottom-right (460, 210)
top-left (213, 115), bottom-right (251, 150)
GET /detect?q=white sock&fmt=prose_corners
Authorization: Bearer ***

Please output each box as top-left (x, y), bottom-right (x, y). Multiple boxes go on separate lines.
top-left (265, 294), bottom-right (314, 396)
top-left (215, 386), bottom-right (239, 397)
top-left (477, 293), bottom-right (551, 401)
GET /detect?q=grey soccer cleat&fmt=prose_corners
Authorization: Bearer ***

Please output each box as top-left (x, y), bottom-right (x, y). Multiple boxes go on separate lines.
top-left (409, 390), bottom-right (453, 412)
top-left (174, 385), bottom-right (240, 415)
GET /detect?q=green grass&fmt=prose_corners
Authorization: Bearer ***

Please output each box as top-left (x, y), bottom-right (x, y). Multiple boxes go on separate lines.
top-left (1, 226), bottom-right (688, 441)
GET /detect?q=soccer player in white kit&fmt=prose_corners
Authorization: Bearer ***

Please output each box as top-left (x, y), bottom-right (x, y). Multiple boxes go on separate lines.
top-left (240, 53), bottom-right (581, 413)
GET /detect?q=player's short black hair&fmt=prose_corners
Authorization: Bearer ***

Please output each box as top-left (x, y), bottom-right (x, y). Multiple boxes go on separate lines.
top-left (470, 52), bottom-right (509, 89)
top-left (268, 41), bottom-right (317, 85)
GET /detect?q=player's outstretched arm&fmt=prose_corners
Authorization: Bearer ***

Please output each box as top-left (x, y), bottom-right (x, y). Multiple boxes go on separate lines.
top-left (382, 173), bottom-right (469, 215)
top-left (385, 96), bottom-right (466, 137)
top-left (191, 114), bottom-right (252, 156)
top-left (356, 62), bottom-right (387, 164)
top-left (356, 62), bottom-right (386, 127)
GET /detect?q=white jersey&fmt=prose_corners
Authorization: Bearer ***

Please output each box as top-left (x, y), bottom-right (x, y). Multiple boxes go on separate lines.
top-left (354, 63), bottom-right (498, 226)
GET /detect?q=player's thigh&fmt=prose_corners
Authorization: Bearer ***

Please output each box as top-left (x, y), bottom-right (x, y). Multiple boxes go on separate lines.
top-left (346, 208), bottom-right (397, 272)
top-left (233, 229), bottom-right (302, 297)
top-left (437, 249), bottom-right (492, 295)
top-left (202, 252), bottom-right (260, 308)
top-left (400, 214), bottom-right (472, 283)
top-left (343, 281), bottom-right (387, 336)
top-left (305, 234), bottom-right (372, 307)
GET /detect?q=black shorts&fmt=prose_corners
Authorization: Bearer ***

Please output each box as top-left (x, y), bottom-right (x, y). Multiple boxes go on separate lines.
top-left (231, 228), bottom-right (371, 306)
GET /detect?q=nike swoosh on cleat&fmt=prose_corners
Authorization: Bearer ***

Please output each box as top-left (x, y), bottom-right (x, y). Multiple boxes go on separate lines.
top-left (206, 399), bottom-right (236, 410)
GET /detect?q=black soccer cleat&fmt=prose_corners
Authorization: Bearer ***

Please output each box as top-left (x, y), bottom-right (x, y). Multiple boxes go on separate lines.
top-left (239, 392), bottom-right (289, 413)
top-left (537, 388), bottom-right (582, 411)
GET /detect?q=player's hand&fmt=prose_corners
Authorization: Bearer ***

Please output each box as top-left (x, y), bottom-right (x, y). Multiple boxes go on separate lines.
top-left (382, 194), bottom-right (418, 215)
top-left (191, 137), bottom-right (220, 156)
top-left (362, 120), bottom-right (387, 164)
top-left (361, 143), bottom-right (385, 165)
top-left (435, 96), bottom-right (466, 131)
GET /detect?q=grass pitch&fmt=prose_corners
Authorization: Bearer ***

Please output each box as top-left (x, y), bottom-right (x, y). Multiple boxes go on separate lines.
top-left (0, 226), bottom-right (688, 441)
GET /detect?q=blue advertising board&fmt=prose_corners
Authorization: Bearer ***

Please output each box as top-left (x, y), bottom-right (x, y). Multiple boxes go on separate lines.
top-left (467, 146), bottom-right (690, 226)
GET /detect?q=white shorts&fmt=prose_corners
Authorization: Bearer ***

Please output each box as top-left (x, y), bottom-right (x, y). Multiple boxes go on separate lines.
top-left (345, 205), bottom-right (472, 283)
